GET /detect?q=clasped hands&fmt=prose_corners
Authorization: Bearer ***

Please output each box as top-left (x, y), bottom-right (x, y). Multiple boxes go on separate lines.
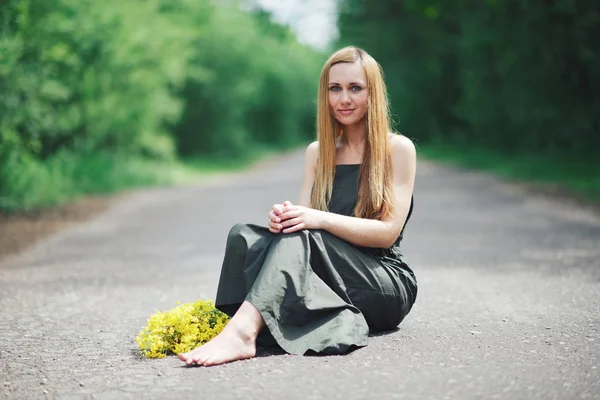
top-left (268, 201), bottom-right (323, 234)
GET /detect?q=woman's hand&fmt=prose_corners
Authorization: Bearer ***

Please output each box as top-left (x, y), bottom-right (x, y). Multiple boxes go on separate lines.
top-left (268, 201), bottom-right (324, 234)
top-left (268, 203), bottom-right (286, 233)
top-left (277, 201), bottom-right (324, 234)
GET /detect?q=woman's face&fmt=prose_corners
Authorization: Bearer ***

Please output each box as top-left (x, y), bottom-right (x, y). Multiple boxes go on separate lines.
top-left (328, 61), bottom-right (369, 127)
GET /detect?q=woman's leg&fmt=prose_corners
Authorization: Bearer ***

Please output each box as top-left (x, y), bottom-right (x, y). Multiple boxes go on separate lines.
top-left (308, 231), bottom-right (418, 334)
top-left (178, 224), bottom-right (272, 366)
top-left (177, 300), bottom-right (265, 366)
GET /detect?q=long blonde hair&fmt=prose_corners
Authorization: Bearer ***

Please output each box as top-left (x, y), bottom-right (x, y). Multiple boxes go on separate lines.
top-left (310, 46), bottom-right (394, 220)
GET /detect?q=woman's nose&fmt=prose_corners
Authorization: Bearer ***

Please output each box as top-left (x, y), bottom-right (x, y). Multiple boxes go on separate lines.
top-left (341, 90), bottom-right (351, 103)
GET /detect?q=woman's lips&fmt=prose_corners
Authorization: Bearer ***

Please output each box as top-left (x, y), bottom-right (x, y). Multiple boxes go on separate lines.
top-left (338, 109), bottom-right (355, 115)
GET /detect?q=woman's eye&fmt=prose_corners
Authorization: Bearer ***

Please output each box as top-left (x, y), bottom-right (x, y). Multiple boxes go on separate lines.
top-left (329, 86), bottom-right (340, 92)
top-left (351, 85), bottom-right (362, 92)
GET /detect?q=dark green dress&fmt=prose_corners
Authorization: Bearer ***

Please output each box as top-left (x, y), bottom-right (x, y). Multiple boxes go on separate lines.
top-left (215, 164), bottom-right (417, 355)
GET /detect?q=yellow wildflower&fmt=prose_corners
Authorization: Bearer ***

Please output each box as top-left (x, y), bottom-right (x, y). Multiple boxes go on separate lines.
top-left (137, 299), bottom-right (230, 359)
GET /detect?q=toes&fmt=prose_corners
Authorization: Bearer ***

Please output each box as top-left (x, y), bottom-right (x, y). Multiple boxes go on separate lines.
top-left (178, 347), bottom-right (207, 366)
top-left (186, 354), bottom-right (198, 365)
top-left (191, 351), bottom-right (207, 365)
top-left (202, 357), bottom-right (215, 367)
top-left (186, 358), bottom-right (196, 366)
top-left (180, 350), bottom-right (200, 365)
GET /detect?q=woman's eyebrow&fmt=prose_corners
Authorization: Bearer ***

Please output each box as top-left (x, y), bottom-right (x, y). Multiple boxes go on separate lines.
top-left (328, 81), bottom-right (365, 86)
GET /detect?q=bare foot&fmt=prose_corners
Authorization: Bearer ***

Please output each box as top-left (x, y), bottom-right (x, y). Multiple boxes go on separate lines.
top-left (177, 301), bottom-right (263, 367)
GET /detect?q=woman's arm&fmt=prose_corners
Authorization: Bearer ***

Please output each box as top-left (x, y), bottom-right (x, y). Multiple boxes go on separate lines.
top-left (298, 141), bottom-right (319, 207)
top-left (267, 142), bottom-right (317, 233)
top-left (278, 135), bottom-right (417, 249)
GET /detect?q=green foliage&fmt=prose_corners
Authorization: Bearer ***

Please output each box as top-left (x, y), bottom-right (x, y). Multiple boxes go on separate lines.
top-left (0, 150), bottom-right (200, 211)
top-left (419, 144), bottom-right (600, 203)
top-left (0, 0), bottom-right (323, 211)
top-left (337, 0), bottom-right (600, 159)
top-left (0, 0), bottom-right (186, 159)
top-left (172, 5), bottom-right (322, 157)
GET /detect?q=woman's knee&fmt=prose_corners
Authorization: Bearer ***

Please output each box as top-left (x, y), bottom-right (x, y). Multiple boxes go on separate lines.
top-left (227, 223), bottom-right (247, 242)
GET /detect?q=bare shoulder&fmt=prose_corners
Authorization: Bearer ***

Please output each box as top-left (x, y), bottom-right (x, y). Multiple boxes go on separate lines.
top-left (306, 140), bottom-right (319, 155)
top-left (389, 133), bottom-right (416, 161)
top-left (304, 141), bottom-right (319, 169)
top-left (389, 133), bottom-right (416, 185)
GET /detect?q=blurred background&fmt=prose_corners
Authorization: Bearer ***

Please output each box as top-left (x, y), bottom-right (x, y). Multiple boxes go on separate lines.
top-left (1, 0), bottom-right (598, 213)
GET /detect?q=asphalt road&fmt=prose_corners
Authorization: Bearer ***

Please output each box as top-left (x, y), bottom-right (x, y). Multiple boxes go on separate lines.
top-left (1, 150), bottom-right (599, 400)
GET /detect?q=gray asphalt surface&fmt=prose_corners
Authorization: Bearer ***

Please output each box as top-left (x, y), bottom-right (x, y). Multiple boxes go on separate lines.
top-left (1, 150), bottom-right (599, 400)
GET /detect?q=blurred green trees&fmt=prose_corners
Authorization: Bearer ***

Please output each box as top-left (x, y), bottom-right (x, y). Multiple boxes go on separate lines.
top-left (5, 0), bottom-right (596, 212)
top-left (337, 0), bottom-right (600, 159)
top-left (0, 0), bottom-right (323, 210)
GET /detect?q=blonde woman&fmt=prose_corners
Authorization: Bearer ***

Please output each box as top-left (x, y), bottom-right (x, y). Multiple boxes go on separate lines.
top-left (179, 46), bottom-right (418, 366)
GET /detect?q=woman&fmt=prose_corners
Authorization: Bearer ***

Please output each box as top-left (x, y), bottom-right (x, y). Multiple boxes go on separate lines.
top-left (178, 46), bottom-right (417, 367)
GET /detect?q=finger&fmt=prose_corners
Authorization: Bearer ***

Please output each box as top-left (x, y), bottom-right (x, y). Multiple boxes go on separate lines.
top-left (283, 200), bottom-right (293, 206)
top-left (269, 218), bottom-right (280, 228)
top-left (279, 211), bottom-right (301, 223)
top-left (280, 217), bottom-right (301, 229)
top-left (283, 222), bottom-right (305, 234)
top-left (268, 211), bottom-right (281, 223)
top-left (269, 220), bottom-right (282, 231)
top-left (272, 204), bottom-right (284, 215)
top-left (279, 205), bottom-right (297, 215)
top-left (269, 227), bottom-right (281, 234)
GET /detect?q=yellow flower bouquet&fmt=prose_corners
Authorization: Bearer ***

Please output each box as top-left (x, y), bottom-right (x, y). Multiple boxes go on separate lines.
top-left (137, 299), bottom-right (230, 358)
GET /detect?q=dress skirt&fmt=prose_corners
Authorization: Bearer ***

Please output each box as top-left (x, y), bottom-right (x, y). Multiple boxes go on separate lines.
top-left (215, 223), bottom-right (418, 355)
